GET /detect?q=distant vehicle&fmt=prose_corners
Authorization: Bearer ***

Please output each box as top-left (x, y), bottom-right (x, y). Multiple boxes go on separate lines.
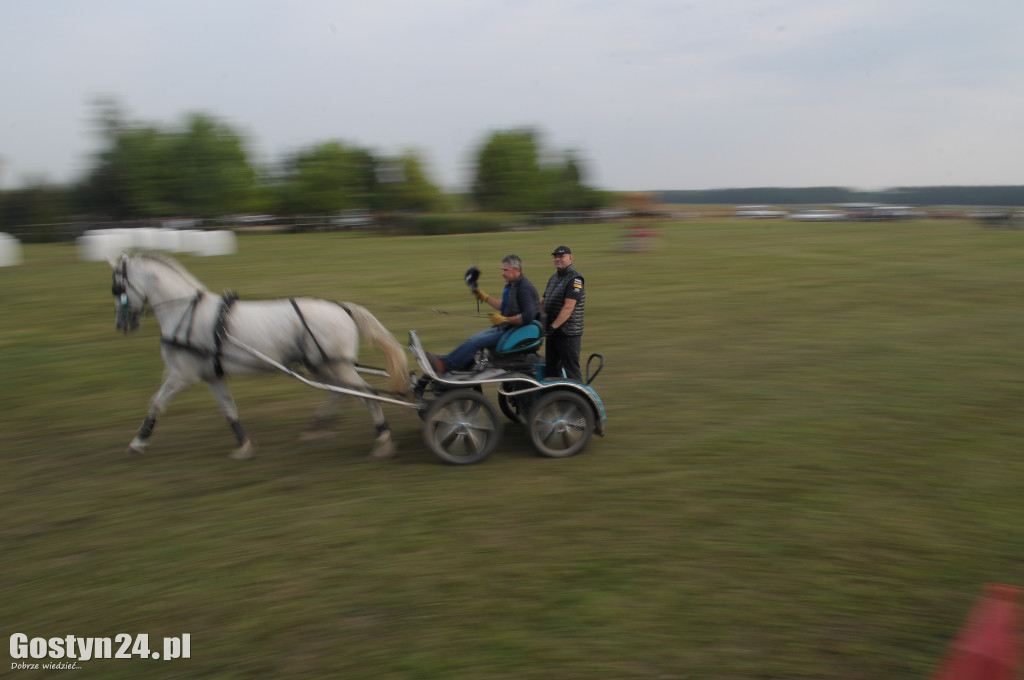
top-left (789, 209), bottom-right (846, 222)
top-left (233, 214), bottom-right (276, 226)
top-left (734, 205), bottom-right (787, 219)
top-left (332, 210), bottom-right (375, 228)
top-left (839, 205), bottom-right (927, 221)
top-left (161, 218), bottom-right (202, 230)
top-left (873, 206), bottom-right (926, 220)
top-left (595, 208), bottom-right (630, 221)
top-left (971, 210), bottom-right (1023, 227)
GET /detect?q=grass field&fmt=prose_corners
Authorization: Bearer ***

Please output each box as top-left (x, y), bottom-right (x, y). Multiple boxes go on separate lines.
top-left (3, 219), bottom-right (1023, 679)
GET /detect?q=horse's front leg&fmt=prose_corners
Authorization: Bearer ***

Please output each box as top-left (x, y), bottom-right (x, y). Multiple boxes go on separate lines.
top-left (127, 372), bottom-right (190, 455)
top-left (205, 378), bottom-right (254, 460)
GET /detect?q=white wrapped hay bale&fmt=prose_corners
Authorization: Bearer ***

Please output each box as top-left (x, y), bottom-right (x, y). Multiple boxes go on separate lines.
top-left (152, 228), bottom-right (184, 252)
top-left (199, 230), bottom-right (237, 256)
top-left (77, 227), bottom-right (237, 260)
top-left (133, 227), bottom-right (173, 251)
top-left (179, 229), bottom-right (237, 257)
top-left (0, 233), bottom-right (23, 267)
top-left (178, 230), bottom-right (205, 256)
top-left (77, 229), bottom-right (136, 262)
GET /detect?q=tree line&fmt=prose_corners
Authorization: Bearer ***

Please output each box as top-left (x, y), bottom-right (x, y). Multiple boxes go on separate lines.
top-left (659, 186), bottom-right (1024, 207)
top-left (0, 101), bottom-right (609, 239)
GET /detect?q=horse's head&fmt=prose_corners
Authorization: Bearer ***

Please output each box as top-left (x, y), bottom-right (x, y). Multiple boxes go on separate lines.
top-left (108, 254), bottom-right (145, 333)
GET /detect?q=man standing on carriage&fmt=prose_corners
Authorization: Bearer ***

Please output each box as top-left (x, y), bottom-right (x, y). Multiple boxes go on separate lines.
top-left (427, 254), bottom-right (539, 374)
top-left (542, 245), bottom-right (585, 382)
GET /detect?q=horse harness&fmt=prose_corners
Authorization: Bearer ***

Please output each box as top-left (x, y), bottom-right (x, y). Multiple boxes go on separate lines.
top-left (114, 256), bottom-right (378, 384)
top-left (158, 290), bottom-right (238, 377)
top-left (159, 292), bottom-right (354, 378)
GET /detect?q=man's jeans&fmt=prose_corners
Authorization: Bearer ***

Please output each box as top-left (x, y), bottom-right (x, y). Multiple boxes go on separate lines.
top-left (445, 326), bottom-right (504, 371)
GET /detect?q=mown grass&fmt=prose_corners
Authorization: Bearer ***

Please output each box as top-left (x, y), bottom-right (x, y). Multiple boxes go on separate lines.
top-left (3, 219), bottom-right (1023, 679)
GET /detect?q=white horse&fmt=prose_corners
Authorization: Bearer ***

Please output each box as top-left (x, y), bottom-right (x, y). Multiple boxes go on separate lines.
top-left (108, 252), bottom-right (409, 460)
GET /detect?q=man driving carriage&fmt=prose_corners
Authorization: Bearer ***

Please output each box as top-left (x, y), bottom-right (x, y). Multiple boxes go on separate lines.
top-left (426, 254), bottom-right (539, 375)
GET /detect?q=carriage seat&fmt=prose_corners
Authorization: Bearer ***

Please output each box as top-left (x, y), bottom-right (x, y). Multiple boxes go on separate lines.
top-left (484, 321), bottom-right (544, 375)
top-left (493, 321), bottom-right (544, 357)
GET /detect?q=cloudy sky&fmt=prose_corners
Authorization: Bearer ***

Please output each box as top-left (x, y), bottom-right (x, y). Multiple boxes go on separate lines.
top-left (3, 0), bottom-right (1022, 192)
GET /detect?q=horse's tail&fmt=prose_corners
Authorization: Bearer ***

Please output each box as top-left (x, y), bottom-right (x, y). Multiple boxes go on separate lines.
top-left (343, 302), bottom-right (409, 394)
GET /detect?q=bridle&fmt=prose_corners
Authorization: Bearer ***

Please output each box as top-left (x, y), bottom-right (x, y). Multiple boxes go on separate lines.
top-left (111, 255), bottom-right (199, 327)
top-left (111, 257), bottom-right (147, 332)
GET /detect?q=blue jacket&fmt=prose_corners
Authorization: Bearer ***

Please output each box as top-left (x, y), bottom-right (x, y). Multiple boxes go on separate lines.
top-left (501, 275), bottom-right (539, 324)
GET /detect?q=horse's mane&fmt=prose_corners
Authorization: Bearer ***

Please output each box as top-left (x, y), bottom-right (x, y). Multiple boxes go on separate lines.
top-left (135, 252), bottom-right (209, 291)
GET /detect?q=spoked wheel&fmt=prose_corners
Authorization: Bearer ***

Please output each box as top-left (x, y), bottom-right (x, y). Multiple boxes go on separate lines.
top-left (422, 389), bottom-right (503, 465)
top-left (527, 390), bottom-right (595, 458)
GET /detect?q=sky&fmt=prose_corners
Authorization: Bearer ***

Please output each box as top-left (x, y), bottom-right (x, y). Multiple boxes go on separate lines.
top-left (3, 0), bottom-right (1023, 193)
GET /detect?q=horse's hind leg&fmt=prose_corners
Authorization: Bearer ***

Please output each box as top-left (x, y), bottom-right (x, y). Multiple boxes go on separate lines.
top-left (300, 392), bottom-right (346, 441)
top-left (205, 377), bottom-right (254, 460)
top-left (127, 372), bottom-right (190, 455)
top-left (330, 363), bottom-right (397, 460)
top-left (360, 396), bottom-right (397, 460)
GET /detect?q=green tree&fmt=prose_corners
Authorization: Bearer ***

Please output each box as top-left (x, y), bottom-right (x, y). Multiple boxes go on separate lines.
top-left (377, 151), bottom-right (445, 212)
top-left (472, 130), bottom-right (607, 212)
top-left (84, 124), bottom-right (175, 218)
top-left (0, 181), bottom-right (73, 241)
top-left (275, 142), bottom-right (377, 215)
top-left (542, 151), bottom-right (587, 210)
top-left (168, 114), bottom-right (257, 217)
top-left (82, 103), bottom-right (258, 219)
top-left (472, 129), bottom-right (544, 212)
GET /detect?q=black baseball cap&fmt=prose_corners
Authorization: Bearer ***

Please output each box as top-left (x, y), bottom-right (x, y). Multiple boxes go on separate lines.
top-left (551, 245), bottom-right (572, 256)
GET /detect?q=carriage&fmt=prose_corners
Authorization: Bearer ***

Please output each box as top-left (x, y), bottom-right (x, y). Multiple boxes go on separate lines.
top-left (107, 253), bottom-right (605, 465)
top-left (231, 322), bottom-right (607, 466)
top-left (407, 324), bottom-right (606, 465)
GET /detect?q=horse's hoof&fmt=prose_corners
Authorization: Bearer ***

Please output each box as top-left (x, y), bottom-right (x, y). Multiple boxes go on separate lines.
top-left (371, 440), bottom-right (397, 460)
top-left (125, 445), bottom-right (144, 457)
top-left (230, 440), bottom-right (255, 460)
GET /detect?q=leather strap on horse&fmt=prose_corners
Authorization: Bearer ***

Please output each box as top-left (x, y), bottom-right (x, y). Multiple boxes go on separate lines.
top-left (160, 291), bottom-right (238, 378)
top-left (213, 292), bottom-right (239, 377)
top-left (167, 291), bottom-right (204, 346)
top-left (290, 298), bottom-right (330, 369)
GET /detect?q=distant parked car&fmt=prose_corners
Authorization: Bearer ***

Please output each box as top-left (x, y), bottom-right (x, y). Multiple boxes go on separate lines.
top-left (789, 209), bottom-right (847, 222)
top-left (872, 206), bottom-right (926, 220)
top-left (595, 208), bottom-right (630, 221)
top-left (232, 214), bottom-right (277, 226)
top-left (161, 218), bottom-right (202, 229)
top-left (332, 210), bottom-right (375, 228)
top-left (734, 205), bottom-right (787, 219)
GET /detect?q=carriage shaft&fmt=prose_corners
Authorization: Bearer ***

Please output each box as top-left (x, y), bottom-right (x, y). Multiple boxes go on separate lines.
top-left (223, 333), bottom-right (419, 410)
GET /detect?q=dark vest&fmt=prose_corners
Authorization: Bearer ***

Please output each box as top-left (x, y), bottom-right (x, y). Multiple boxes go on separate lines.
top-left (543, 266), bottom-right (585, 336)
top-left (502, 275), bottom-right (540, 324)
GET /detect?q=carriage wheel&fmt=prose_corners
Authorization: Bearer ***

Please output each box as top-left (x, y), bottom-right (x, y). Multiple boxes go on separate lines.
top-left (497, 382), bottom-right (527, 423)
top-left (422, 389), bottom-right (503, 465)
top-left (527, 390), bottom-right (595, 458)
